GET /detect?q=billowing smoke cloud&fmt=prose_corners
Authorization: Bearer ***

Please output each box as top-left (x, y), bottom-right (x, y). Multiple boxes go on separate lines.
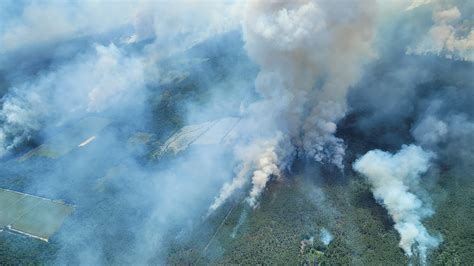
top-left (0, 1), bottom-right (136, 53)
top-left (353, 145), bottom-right (441, 262)
top-left (211, 0), bottom-right (376, 211)
top-left (0, 0), bottom-right (472, 264)
top-left (320, 227), bottom-right (333, 246)
top-left (0, 44), bottom-right (145, 156)
top-left (0, 0), bottom-right (243, 157)
top-left (131, 1), bottom-right (242, 56)
top-left (209, 133), bottom-right (293, 211)
top-left (245, 134), bottom-right (283, 207)
top-left (0, 1), bottom-right (243, 264)
top-left (342, 1), bottom-right (473, 261)
top-left (346, 0), bottom-right (473, 168)
top-left (243, 0), bottom-right (375, 160)
top-left (408, 5), bottom-right (473, 61)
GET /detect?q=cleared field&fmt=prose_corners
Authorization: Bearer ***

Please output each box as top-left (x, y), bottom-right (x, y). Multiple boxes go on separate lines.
top-left (153, 117), bottom-right (240, 158)
top-left (18, 116), bottom-right (111, 162)
top-left (0, 188), bottom-right (73, 241)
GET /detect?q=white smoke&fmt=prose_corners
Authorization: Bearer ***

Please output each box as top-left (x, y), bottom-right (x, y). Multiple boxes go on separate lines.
top-left (209, 162), bottom-right (251, 213)
top-left (0, 0), bottom-right (244, 158)
top-left (246, 136), bottom-right (282, 207)
top-left (353, 145), bottom-right (441, 263)
top-left (209, 0), bottom-right (377, 211)
top-left (0, 44), bottom-right (145, 156)
top-left (320, 227), bottom-right (333, 246)
top-left (0, 0), bottom-right (470, 263)
top-left (210, 0), bottom-right (376, 211)
top-left (209, 133), bottom-right (291, 211)
top-left (131, 1), bottom-right (242, 56)
top-left (0, 1), bottom-right (137, 53)
top-left (407, 5), bottom-right (474, 61)
top-left (242, 0), bottom-right (376, 163)
top-left (0, 90), bottom-right (45, 156)
top-left (0, 1), bottom-right (241, 55)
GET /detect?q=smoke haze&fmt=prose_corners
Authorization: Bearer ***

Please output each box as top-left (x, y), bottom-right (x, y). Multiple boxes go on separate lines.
top-left (0, 0), bottom-right (472, 264)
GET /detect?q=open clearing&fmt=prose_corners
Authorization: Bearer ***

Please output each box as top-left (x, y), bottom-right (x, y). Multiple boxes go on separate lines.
top-left (0, 188), bottom-right (73, 241)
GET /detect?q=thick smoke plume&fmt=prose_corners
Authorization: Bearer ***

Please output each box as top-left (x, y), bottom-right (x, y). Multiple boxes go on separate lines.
top-left (245, 135), bottom-right (282, 207)
top-left (211, 0), bottom-right (376, 211)
top-left (408, 5), bottom-right (473, 61)
top-left (0, 0), bottom-right (472, 264)
top-left (353, 145), bottom-right (441, 262)
top-left (0, 44), bottom-right (145, 156)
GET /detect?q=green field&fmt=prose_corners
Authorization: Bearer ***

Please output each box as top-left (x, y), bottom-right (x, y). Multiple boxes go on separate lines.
top-left (0, 189), bottom-right (73, 241)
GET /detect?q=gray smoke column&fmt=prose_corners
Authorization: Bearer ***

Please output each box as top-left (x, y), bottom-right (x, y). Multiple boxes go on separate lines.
top-left (353, 145), bottom-right (441, 263)
top-left (243, 0), bottom-right (376, 164)
top-left (210, 0), bottom-right (376, 211)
